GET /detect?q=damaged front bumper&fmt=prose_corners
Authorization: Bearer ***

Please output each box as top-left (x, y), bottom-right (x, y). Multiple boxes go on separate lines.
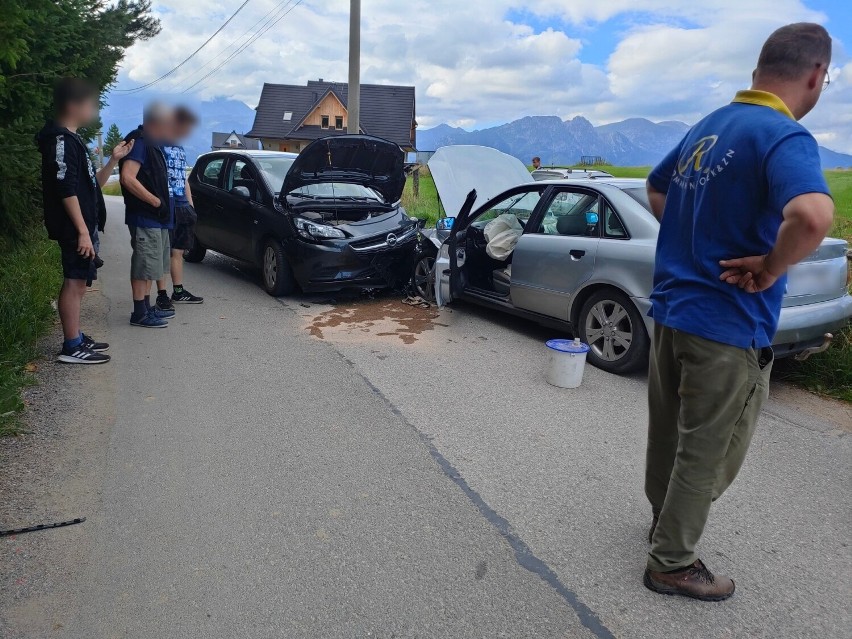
top-left (284, 225), bottom-right (419, 293)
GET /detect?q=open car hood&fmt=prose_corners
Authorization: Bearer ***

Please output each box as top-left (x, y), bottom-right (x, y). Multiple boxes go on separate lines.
top-left (281, 135), bottom-right (406, 204)
top-left (427, 145), bottom-right (533, 218)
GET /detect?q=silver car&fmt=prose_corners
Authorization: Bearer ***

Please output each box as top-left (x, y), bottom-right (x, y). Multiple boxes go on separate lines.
top-left (532, 167), bottom-right (614, 181)
top-left (428, 146), bottom-right (852, 374)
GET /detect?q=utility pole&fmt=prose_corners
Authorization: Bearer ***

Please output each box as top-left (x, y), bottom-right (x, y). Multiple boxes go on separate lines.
top-left (97, 128), bottom-right (104, 169)
top-left (347, 0), bottom-right (360, 134)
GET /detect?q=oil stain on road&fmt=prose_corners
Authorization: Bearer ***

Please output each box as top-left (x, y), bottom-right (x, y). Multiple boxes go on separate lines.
top-left (306, 299), bottom-right (441, 345)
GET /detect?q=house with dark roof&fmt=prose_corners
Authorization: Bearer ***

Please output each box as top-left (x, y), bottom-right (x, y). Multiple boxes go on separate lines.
top-left (211, 131), bottom-right (259, 151)
top-left (246, 79), bottom-right (416, 153)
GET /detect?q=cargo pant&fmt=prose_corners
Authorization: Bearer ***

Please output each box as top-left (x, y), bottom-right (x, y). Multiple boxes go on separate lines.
top-left (645, 323), bottom-right (773, 572)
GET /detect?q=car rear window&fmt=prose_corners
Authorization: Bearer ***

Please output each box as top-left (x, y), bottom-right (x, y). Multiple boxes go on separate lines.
top-left (200, 158), bottom-right (224, 187)
top-left (623, 187), bottom-right (652, 212)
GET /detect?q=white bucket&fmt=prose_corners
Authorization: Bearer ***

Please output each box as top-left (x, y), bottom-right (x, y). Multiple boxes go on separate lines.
top-left (545, 338), bottom-right (590, 389)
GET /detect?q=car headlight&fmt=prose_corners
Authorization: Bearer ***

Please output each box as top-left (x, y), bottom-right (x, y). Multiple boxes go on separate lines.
top-left (293, 217), bottom-right (346, 240)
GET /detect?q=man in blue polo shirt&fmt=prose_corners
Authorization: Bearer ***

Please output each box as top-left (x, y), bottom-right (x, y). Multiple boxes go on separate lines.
top-left (643, 23), bottom-right (835, 601)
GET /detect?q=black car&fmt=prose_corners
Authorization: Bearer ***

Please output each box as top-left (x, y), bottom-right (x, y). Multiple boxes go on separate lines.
top-left (186, 135), bottom-right (419, 296)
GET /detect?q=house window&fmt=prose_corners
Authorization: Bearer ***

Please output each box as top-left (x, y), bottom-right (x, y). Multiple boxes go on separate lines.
top-left (335, 116), bottom-right (344, 130)
top-left (283, 111), bottom-right (293, 121)
top-left (321, 115), bottom-right (329, 129)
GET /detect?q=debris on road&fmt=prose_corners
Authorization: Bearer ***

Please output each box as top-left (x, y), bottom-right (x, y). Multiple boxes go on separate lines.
top-left (0, 517), bottom-right (86, 537)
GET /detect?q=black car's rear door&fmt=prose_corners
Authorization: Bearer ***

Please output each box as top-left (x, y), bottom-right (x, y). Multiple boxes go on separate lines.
top-left (220, 157), bottom-right (263, 261)
top-left (191, 156), bottom-right (228, 251)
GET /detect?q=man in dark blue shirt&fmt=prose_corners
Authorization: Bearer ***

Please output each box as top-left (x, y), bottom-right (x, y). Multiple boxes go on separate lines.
top-left (119, 103), bottom-right (175, 328)
top-left (643, 23), bottom-right (835, 601)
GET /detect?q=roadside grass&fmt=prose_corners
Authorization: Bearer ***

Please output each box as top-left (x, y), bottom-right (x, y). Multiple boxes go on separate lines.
top-left (824, 169), bottom-right (852, 241)
top-left (101, 182), bottom-right (122, 196)
top-left (0, 229), bottom-right (63, 436)
top-left (571, 164), bottom-right (653, 179)
top-left (402, 170), bottom-right (442, 227)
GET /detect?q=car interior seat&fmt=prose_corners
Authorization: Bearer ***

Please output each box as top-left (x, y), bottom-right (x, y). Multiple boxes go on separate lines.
top-left (556, 213), bottom-right (590, 236)
top-left (492, 264), bottom-right (512, 296)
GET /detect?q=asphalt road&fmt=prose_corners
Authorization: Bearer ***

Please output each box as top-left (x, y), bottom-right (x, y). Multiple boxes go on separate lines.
top-left (2, 196), bottom-right (850, 638)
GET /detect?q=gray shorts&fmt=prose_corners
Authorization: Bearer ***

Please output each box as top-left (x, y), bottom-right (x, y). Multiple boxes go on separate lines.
top-left (129, 225), bottom-right (170, 281)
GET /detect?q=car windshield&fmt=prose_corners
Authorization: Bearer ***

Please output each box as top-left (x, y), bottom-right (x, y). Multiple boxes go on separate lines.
top-left (288, 182), bottom-right (383, 201)
top-left (623, 187), bottom-right (652, 212)
top-left (251, 156), bottom-right (296, 190)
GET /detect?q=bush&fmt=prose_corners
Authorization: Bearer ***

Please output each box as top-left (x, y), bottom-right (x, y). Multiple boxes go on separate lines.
top-left (0, 0), bottom-right (159, 434)
top-left (0, 229), bottom-right (63, 435)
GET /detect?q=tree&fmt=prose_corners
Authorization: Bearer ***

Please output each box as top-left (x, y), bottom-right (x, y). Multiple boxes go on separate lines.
top-left (0, 0), bottom-right (160, 242)
top-left (103, 122), bottom-right (122, 157)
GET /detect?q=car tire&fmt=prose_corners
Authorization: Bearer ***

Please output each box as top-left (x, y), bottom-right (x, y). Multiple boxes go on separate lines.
top-left (578, 288), bottom-right (649, 375)
top-left (183, 235), bottom-right (206, 263)
top-left (261, 238), bottom-right (297, 297)
top-left (412, 248), bottom-right (437, 303)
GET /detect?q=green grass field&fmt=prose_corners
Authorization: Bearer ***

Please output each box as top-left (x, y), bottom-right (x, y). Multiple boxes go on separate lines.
top-left (401, 165), bottom-right (851, 402)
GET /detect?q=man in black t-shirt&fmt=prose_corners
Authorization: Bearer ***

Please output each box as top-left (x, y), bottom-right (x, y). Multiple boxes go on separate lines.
top-left (37, 78), bottom-right (133, 364)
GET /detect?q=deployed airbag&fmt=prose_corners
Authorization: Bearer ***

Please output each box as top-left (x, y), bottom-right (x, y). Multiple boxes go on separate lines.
top-left (484, 213), bottom-right (523, 260)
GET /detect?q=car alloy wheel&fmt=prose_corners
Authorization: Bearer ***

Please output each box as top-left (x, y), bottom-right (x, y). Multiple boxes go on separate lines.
top-left (584, 299), bottom-right (633, 362)
top-left (260, 238), bottom-right (297, 297)
top-left (413, 254), bottom-right (436, 302)
top-left (263, 245), bottom-right (278, 290)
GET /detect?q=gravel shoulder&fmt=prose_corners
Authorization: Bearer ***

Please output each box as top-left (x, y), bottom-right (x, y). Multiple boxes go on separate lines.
top-left (0, 286), bottom-right (116, 637)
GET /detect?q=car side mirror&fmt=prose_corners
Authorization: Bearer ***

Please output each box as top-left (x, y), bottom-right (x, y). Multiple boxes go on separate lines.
top-left (231, 186), bottom-right (251, 200)
top-left (436, 217), bottom-right (455, 231)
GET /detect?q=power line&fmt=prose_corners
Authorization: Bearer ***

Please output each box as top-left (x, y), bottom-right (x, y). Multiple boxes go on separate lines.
top-left (180, 0), bottom-right (305, 94)
top-left (115, 0), bottom-right (254, 93)
top-left (171, 0), bottom-right (296, 92)
top-left (179, 0), bottom-right (303, 94)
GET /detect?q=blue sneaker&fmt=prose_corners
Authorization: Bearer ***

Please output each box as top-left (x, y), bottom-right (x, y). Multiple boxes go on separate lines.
top-left (151, 307), bottom-right (175, 320)
top-left (130, 310), bottom-right (169, 328)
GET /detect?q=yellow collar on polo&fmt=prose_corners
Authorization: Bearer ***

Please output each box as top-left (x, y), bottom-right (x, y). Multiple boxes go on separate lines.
top-left (731, 90), bottom-right (795, 120)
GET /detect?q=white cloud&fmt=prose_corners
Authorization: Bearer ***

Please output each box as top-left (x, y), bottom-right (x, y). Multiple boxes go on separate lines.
top-left (115, 0), bottom-right (852, 153)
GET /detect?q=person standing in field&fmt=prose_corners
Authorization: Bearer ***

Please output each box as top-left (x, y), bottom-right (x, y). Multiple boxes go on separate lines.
top-left (531, 156), bottom-right (541, 170)
top-left (37, 78), bottom-right (133, 364)
top-left (643, 23), bottom-right (834, 601)
top-left (119, 103), bottom-right (175, 328)
top-left (155, 105), bottom-right (204, 311)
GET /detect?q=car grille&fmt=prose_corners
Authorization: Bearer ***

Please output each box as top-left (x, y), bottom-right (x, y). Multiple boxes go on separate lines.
top-left (350, 225), bottom-right (419, 253)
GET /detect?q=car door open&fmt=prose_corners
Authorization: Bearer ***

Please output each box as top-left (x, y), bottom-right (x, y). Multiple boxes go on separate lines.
top-left (434, 189), bottom-right (478, 307)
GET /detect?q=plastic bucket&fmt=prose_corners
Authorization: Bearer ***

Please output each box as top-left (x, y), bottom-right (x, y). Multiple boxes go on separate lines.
top-left (545, 338), bottom-right (590, 389)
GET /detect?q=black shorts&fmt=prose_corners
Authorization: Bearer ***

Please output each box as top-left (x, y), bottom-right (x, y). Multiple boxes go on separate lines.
top-left (59, 230), bottom-right (99, 284)
top-left (169, 204), bottom-right (197, 251)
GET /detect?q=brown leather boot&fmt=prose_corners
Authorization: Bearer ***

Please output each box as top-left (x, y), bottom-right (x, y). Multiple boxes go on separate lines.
top-left (648, 512), bottom-right (659, 544)
top-left (643, 560), bottom-right (735, 601)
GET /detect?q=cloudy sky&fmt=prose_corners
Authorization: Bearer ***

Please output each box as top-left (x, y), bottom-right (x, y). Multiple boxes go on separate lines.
top-left (115, 0), bottom-right (852, 153)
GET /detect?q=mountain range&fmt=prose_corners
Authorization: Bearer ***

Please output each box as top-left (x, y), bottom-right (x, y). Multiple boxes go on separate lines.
top-left (417, 116), bottom-right (852, 169)
top-left (100, 92), bottom-right (852, 169)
